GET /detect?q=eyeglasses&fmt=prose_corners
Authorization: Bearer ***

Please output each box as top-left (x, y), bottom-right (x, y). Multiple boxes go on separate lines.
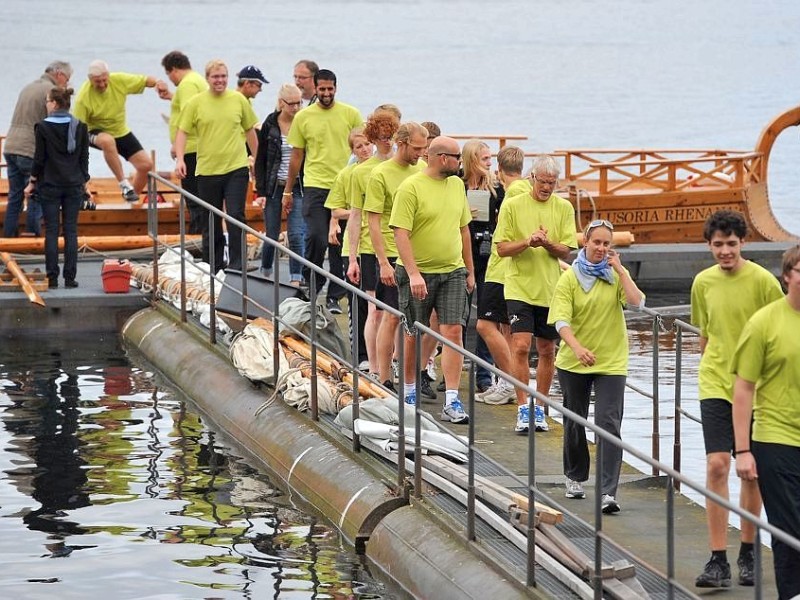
top-left (281, 99), bottom-right (302, 107)
top-left (294, 74), bottom-right (312, 81)
top-left (438, 152), bottom-right (461, 160)
top-left (533, 174), bottom-right (558, 187)
top-left (586, 219), bottom-right (614, 231)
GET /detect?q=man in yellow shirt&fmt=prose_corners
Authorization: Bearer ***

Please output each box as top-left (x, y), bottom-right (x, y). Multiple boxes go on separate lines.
top-left (733, 244), bottom-right (800, 599)
top-left (73, 60), bottom-right (167, 202)
top-left (691, 210), bottom-right (783, 588)
top-left (282, 69), bottom-right (362, 304)
top-left (390, 136), bottom-right (474, 424)
top-left (495, 155), bottom-right (577, 434)
top-left (175, 60), bottom-right (259, 274)
top-left (160, 51), bottom-right (208, 233)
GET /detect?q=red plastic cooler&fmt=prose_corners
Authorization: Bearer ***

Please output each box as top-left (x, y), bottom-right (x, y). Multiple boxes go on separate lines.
top-left (102, 259), bottom-right (132, 293)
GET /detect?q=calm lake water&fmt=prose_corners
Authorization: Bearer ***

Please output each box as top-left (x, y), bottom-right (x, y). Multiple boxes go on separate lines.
top-left (0, 334), bottom-right (400, 599)
top-left (3, 0), bottom-right (800, 234)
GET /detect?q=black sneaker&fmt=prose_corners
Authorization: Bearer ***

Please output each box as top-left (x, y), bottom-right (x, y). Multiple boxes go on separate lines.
top-left (436, 379), bottom-right (446, 392)
top-left (325, 296), bottom-right (342, 314)
top-left (737, 551), bottom-right (754, 586)
top-left (695, 556), bottom-right (732, 588)
top-left (382, 380), bottom-right (396, 394)
top-left (419, 372), bottom-right (437, 400)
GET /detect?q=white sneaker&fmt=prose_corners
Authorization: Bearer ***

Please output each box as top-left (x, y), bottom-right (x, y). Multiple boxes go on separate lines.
top-left (474, 382), bottom-right (498, 403)
top-left (425, 357), bottom-right (437, 381)
top-left (601, 494), bottom-right (620, 514)
top-left (534, 404), bottom-right (549, 432)
top-left (391, 359), bottom-right (400, 383)
top-left (357, 360), bottom-right (370, 372)
top-left (565, 479), bottom-right (585, 499)
top-left (441, 399), bottom-right (469, 424)
top-left (482, 381), bottom-right (516, 405)
top-left (514, 404), bottom-right (530, 434)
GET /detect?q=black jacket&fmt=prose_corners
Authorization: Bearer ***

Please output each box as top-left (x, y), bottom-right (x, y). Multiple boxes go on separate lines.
top-left (253, 110), bottom-right (304, 198)
top-left (31, 113), bottom-right (89, 187)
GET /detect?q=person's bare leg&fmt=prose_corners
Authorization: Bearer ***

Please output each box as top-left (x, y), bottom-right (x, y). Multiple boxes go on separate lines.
top-left (378, 313), bottom-right (400, 383)
top-left (364, 294), bottom-right (381, 374)
top-left (439, 323), bottom-right (463, 390)
top-left (95, 133), bottom-right (125, 182)
top-left (128, 149), bottom-right (154, 194)
top-left (739, 478), bottom-right (762, 543)
top-left (705, 451), bottom-right (731, 551)
top-left (534, 337), bottom-right (556, 406)
top-left (510, 332), bottom-right (533, 406)
top-left (477, 319), bottom-right (512, 373)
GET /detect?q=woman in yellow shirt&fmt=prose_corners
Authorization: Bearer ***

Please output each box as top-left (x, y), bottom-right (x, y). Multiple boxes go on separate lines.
top-left (547, 220), bottom-right (644, 513)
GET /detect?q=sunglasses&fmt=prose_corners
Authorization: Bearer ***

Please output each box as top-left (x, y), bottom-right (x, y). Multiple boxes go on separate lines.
top-left (586, 219), bottom-right (614, 231)
top-left (438, 152), bottom-right (461, 160)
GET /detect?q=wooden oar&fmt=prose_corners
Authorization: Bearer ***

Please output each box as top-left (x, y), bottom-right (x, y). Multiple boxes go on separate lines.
top-left (0, 251), bottom-right (45, 306)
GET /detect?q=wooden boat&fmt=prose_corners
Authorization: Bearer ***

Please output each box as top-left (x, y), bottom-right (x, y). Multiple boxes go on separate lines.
top-left (3, 104), bottom-right (799, 245)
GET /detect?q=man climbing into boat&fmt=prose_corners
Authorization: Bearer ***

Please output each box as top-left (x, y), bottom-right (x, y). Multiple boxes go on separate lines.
top-left (691, 209), bottom-right (784, 588)
top-left (495, 155), bottom-right (577, 434)
top-left (732, 244), bottom-right (800, 600)
top-left (73, 60), bottom-right (168, 203)
top-left (3, 60), bottom-right (72, 237)
top-left (390, 136), bottom-right (474, 424)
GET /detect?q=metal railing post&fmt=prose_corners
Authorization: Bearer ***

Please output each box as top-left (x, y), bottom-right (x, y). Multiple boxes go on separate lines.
top-left (666, 474), bottom-right (675, 600)
top-left (594, 439), bottom-right (603, 599)
top-left (208, 211), bottom-right (216, 345)
top-left (527, 393), bottom-right (537, 588)
top-left (414, 329), bottom-right (422, 500)
top-left (350, 289), bottom-right (361, 454)
top-left (179, 191), bottom-right (186, 322)
top-left (309, 271), bottom-right (318, 421)
top-left (467, 360), bottom-right (476, 542)
top-left (240, 226), bottom-right (248, 329)
top-left (148, 176), bottom-right (159, 304)
top-left (673, 327), bottom-right (683, 490)
top-left (651, 315), bottom-right (661, 474)
top-left (272, 250), bottom-right (281, 381)
top-left (397, 324), bottom-right (406, 496)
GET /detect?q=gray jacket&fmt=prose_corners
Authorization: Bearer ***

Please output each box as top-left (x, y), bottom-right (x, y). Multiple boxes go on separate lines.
top-left (4, 73), bottom-right (58, 157)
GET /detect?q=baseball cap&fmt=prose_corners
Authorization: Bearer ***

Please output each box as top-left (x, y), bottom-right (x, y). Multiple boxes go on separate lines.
top-left (236, 65), bottom-right (269, 84)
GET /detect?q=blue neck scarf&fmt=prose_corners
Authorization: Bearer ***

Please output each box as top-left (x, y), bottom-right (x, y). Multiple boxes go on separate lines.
top-left (572, 248), bottom-right (615, 292)
top-left (44, 109), bottom-right (79, 154)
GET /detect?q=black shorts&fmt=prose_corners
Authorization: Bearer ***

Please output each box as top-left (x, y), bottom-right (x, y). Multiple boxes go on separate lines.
top-left (88, 130), bottom-right (144, 160)
top-left (359, 253), bottom-right (378, 292)
top-left (506, 299), bottom-right (559, 339)
top-left (700, 398), bottom-right (744, 455)
top-left (376, 256), bottom-right (399, 310)
top-left (477, 281), bottom-right (508, 324)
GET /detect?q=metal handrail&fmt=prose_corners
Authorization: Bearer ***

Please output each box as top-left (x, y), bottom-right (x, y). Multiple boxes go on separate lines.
top-left (144, 171), bottom-right (798, 597)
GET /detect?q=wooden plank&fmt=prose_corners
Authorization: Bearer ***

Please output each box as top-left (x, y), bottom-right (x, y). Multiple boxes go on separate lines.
top-left (538, 522), bottom-right (614, 579)
top-left (0, 252), bottom-right (45, 305)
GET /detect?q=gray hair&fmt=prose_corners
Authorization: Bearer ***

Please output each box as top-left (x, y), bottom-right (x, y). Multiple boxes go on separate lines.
top-left (45, 60), bottom-right (73, 79)
top-left (88, 59), bottom-right (109, 78)
top-left (275, 82), bottom-right (302, 110)
top-left (532, 154), bottom-right (561, 178)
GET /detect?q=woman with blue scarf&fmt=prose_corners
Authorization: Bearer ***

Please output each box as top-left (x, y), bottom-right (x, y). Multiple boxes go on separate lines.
top-left (24, 87), bottom-right (89, 288)
top-left (547, 220), bottom-right (644, 514)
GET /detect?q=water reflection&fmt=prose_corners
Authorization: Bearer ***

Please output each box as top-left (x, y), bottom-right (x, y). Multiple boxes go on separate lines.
top-left (0, 334), bottom-right (397, 599)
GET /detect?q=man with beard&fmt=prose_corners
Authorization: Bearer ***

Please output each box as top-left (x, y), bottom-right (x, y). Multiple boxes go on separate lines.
top-left (390, 136), bottom-right (474, 424)
top-left (175, 59), bottom-right (259, 274)
top-left (282, 69), bottom-right (362, 300)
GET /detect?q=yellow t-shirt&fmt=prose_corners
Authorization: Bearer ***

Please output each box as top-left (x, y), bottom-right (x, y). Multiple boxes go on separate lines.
top-left (731, 298), bottom-right (800, 445)
top-left (169, 71), bottom-right (207, 153)
top-left (690, 261), bottom-right (783, 401)
top-left (389, 173), bottom-right (471, 273)
top-left (73, 72), bottom-right (147, 138)
top-left (485, 178), bottom-right (532, 284)
top-left (364, 158), bottom-right (424, 259)
top-left (549, 267), bottom-right (637, 375)
top-left (324, 162), bottom-right (358, 258)
top-left (286, 101), bottom-right (363, 189)
top-left (348, 156), bottom-right (383, 256)
top-left (178, 90), bottom-right (259, 176)
top-left (494, 192), bottom-right (577, 306)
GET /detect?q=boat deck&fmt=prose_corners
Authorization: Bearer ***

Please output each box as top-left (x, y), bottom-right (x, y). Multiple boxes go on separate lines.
top-left (0, 255), bottom-right (779, 597)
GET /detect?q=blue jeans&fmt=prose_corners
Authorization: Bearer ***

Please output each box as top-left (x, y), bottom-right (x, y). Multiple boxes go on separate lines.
top-left (3, 153), bottom-right (42, 236)
top-left (261, 182), bottom-right (305, 282)
top-left (39, 183), bottom-right (82, 281)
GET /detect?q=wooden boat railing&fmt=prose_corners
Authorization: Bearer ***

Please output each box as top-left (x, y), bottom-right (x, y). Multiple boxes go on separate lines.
top-left (557, 149), bottom-right (764, 194)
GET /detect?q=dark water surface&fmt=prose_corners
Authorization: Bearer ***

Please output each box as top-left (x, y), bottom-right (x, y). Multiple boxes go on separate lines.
top-left (0, 334), bottom-right (399, 599)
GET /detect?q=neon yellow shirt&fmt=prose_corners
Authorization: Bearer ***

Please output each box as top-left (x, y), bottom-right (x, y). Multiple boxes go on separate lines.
top-left (549, 267), bottom-right (637, 374)
top-left (691, 261), bottom-right (783, 401)
top-left (731, 298), bottom-right (800, 445)
top-left (364, 158), bottom-right (424, 259)
top-left (286, 101), bottom-right (363, 189)
top-left (169, 71), bottom-right (207, 153)
top-left (494, 192), bottom-right (577, 306)
top-left (324, 162), bottom-right (358, 258)
top-left (348, 156), bottom-right (383, 255)
top-left (485, 178), bottom-right (532, 284)
top-left (73, 72), bottom-right (147, 138)
top-left (390, 173), bottom-right (471, 273)
top-left (178, 90), bottom-right (258, 176)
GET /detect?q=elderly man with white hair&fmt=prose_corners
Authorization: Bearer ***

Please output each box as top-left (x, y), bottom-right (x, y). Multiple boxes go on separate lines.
top-left (73, 60), bottom-right (167, 202)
